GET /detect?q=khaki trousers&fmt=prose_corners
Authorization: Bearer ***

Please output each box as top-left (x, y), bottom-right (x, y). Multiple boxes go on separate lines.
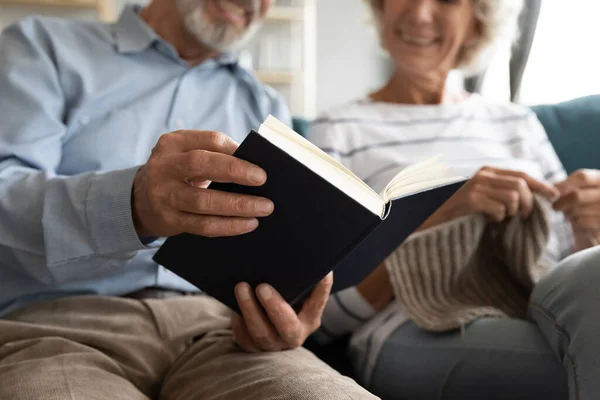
top-left (0, 295), bottom-right (377, 400)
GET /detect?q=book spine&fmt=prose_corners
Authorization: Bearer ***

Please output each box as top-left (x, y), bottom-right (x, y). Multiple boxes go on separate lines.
top-left (382, 200), bottom-right (392, 220)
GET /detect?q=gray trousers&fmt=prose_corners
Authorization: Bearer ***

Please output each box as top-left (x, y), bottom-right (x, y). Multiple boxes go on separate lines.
top-left (363, 246), bottom-right (600, 400)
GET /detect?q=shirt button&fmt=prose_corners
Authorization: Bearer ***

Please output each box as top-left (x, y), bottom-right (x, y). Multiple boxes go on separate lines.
top-left (176, 119), bottom-right (185, 129)
top-left (79, 116), bottom-right (90, 125)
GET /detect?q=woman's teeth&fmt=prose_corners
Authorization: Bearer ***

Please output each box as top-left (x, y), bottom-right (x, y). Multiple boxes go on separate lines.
top-left (401, 32), bottom-right (436, 46)
top-left (219, 0), bottom-right (246, 17)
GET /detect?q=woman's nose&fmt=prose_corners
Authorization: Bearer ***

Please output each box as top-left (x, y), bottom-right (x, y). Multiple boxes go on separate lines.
top-left (408, 0), bottom-right (436, 24)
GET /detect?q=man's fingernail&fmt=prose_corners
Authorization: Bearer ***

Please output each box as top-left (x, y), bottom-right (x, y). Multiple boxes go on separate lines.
top-left (236, 284), bottom-right (251, 301)
top-left (249, 168), bottom-right (267, 184)
top-left (245, 218), bottom-right (259, 231)
top-left (257, 285), bottom-right (273, 301)
top-left (257, 199), bottom-right (274, 214)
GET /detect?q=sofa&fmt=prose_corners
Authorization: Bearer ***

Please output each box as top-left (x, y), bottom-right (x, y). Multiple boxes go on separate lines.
top-left (531, 95), bottom-right (600, 172)
top-left (295, 94), bottom-right (600, 399)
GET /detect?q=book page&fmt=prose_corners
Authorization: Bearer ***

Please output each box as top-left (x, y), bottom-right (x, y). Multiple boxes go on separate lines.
top-left (382, 157), bottom-right (463, 202)
top-left (258, 116), bottom-right (385, 217)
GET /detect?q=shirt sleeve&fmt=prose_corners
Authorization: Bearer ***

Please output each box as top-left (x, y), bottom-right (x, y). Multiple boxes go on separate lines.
top-left (525, 113), bottom-right (568, 183)
top-left (311, 287), bottom-right (377, 344)
top-left (0, 20), bottom-right (150, 285)
top-left (523, 113), bottom-right (574, 260)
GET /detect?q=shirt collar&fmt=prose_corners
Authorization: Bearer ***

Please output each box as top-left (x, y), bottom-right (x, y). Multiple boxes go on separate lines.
top-left (111, 4), bottom-right (159, 53)
top-left (111, 4), bottom-right (240, 68)
top-left (214, 52), bottom-right (239, 67)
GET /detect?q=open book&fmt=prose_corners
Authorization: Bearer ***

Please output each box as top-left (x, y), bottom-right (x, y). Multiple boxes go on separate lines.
top-left (153, 116), bottom-right (465, 313)
top-left (259, 115), bottom-right (463, 218)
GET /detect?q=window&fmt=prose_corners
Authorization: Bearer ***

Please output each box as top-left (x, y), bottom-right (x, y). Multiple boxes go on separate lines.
top-left (479, 2), bottom-right (600, 105)
top-left (519, 2), bottom-right (600, 105)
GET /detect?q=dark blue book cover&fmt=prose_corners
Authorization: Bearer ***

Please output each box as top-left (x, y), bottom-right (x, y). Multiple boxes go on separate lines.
top-left (153, 130), bottom-right (464, 313)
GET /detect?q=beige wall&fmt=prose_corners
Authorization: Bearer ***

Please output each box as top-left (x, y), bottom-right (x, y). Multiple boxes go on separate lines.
top-left (0, 0), bottom-right (131, 28)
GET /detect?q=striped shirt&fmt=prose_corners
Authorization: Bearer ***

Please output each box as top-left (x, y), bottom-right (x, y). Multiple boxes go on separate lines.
top-left (307, 94), bottom-right (574, 384)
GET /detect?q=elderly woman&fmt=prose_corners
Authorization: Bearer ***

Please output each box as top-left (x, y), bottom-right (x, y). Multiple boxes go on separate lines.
top-left (308, 1), bottom-right (600, 399)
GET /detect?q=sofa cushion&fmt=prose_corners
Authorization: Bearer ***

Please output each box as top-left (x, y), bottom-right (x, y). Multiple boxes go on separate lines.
top-left (530, 95), bottom-right (600, 174)
top-left (292, 117), bottom-right (310, 138)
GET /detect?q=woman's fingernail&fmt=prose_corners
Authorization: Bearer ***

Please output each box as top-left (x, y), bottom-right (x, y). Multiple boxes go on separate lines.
top-left (257, 285), bottom-right (273, 301)
top-left (236, 284), bottom-right (251, 301)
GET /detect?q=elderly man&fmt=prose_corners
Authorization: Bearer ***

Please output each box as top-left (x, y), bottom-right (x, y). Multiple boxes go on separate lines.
top-left (0, 0), bottom-right (378, 399)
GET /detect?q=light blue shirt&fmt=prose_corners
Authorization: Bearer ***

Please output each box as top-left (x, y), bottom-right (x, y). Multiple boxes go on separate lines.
top-left (0, 5), bottom-right (291, 316)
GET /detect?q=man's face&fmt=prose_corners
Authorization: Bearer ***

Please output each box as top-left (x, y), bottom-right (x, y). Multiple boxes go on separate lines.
top-left (176, 0), bottom-right (272, 52)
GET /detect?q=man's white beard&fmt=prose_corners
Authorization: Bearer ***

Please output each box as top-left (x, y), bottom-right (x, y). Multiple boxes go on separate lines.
top-left (177, 0), bottom-right (262, 53)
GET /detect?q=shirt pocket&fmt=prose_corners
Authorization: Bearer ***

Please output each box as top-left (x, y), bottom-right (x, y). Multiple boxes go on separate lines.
top-left (59, 106), bottom-right (159, 175)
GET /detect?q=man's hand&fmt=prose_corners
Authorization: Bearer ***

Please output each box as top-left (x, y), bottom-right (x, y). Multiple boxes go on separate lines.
top-left (419, 166), bottom-right (558, 231)
top-left (132, 130), bottom-right (274, 238)
top-left (231, 272), bottom-right (333, 352)
top-left (554, 169), bottom-right (600, 248)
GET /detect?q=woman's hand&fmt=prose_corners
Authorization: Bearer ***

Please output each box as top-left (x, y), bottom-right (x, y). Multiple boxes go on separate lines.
top-left (554, 169), bottom-right (600, 250)
top-left (419, 167), bottom-right (559, 231)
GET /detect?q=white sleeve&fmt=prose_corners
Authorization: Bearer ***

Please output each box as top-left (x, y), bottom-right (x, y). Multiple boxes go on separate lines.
top-left (525, 113), bottom-right (568, 183)
top-left (524, 113), bottom-right (574, 260)
top-left (311, 287), bottom-right (377, 344)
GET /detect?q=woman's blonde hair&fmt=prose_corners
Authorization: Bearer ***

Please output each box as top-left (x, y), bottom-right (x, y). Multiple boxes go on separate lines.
top-left (364, 0), bottom-right (524, 76)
